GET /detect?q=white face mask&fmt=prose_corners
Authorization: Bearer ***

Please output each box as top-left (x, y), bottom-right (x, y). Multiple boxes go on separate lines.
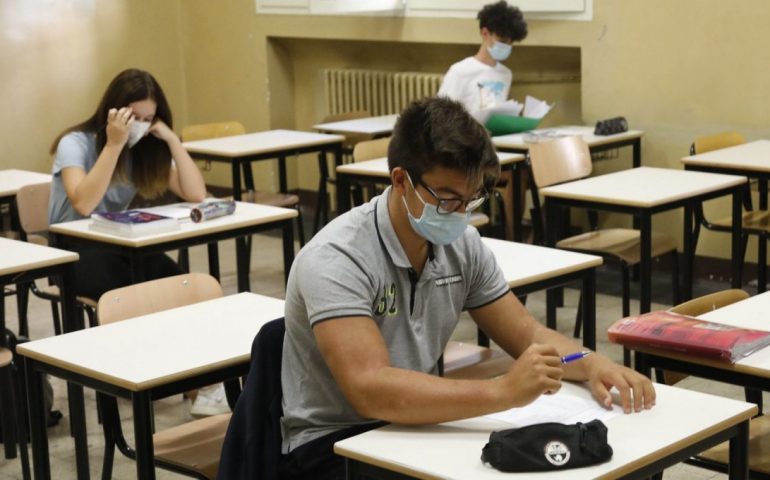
top-left (127, 121), bottom-right (152, 148)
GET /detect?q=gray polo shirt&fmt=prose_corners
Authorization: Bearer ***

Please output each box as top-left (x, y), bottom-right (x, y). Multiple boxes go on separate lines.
top-left (280, 187), bottom-right (510, 452)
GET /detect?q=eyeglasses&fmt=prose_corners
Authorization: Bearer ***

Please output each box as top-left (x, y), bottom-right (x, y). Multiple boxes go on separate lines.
top-left (409, 173), bottom-right (488, 215)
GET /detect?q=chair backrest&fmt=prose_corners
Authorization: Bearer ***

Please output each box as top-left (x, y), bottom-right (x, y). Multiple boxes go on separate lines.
top-left (528, 136), bottom-right (593, 188)
top-left (353, 137), bottom-right (391, 163)
top-left (182, 121), bottom-right (246, 142)
top-left (15, 182), bottom-right (51, 236)
top-left (97, 273), bottom-right (223, 325)
top-left (667, 289), bottom-right (750, 317)
top-left (691, 132), bottom-right (747, 155)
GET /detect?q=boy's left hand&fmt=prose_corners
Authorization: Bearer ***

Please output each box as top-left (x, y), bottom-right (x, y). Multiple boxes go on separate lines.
top-left (584, 355), bottom-right (656, 413)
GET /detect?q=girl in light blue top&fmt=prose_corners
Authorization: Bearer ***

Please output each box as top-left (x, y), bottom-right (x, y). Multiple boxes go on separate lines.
top-left (49, 68), bottom-right (206, 300)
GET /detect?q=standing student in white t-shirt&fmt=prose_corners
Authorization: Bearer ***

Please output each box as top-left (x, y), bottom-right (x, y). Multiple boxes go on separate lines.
top-left (438, 1), bottom-right (528, 240)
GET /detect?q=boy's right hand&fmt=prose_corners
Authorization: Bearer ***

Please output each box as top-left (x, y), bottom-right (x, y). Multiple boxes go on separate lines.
top-left (501, 343), bottom-right (563, 408)
top-left (106, 107), bottom-right (134, 147)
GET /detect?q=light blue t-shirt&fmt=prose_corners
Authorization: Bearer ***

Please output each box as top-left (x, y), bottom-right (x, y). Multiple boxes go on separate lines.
top-left (48, 131), bottom-right (136, 224)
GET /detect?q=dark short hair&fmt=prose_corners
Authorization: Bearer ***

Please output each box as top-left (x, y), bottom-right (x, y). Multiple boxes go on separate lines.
top-left (478, 1), bottom-right (528, 43)
top-left (388, 97), bottom-right (500, 190)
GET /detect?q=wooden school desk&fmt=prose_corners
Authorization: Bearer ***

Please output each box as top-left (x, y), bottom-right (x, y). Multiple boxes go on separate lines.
top-left (18, 292), bottom-right (285, 480)
top-left (540, 167), bottom-right (747, 313)
top-left (48, 202), bottom-right (297, 292)
top-left (183, 129), bottom-right (344, 232)
top-left (493, 126), bottom-right (644, 168)
top-left (632, 291), bottom-right (770, 476)
top-left (482, 237), bottom-right (602, 350)
top-left (313, 114), bottom-right (398, 138)
top-left (0, 169), bottom-right (52, 229)
top-left (334, 152), bottom-right (527, 239)
top-left (335, 381), bottom-right (755, 479)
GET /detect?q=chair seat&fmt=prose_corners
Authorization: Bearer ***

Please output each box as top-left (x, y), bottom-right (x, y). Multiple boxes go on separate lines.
top-left (443, 341), bottom-right (513, 379)
top-left (153, 412), bottom-right (231, 479)
top-left (711, 209), bottom-right (770, 234)
top-left (469, 212), bottom-right (490, 229)
top-left (556, 228), bottom-right (677, 265)
top-left (243, 191), bottom-right (300, 208)
top-left (0, 348), bottom-right (12, 368)
top-left (697, 414), bottom-right (770, 474)
top-left (37, 284), bottom-right (96, 308)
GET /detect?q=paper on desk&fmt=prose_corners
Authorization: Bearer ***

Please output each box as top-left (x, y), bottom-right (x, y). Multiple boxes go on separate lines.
top-left (523, 95), bottom-right (553, 119)
top-left (471, 99), bottom-right (523, 125)
top-left (484, 387), bottom-right (621, 427)
top-left (138, 204), bottom-right (194, 221)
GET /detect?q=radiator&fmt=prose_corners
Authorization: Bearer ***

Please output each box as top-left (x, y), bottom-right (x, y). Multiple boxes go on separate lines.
top-left (323, 68), bottom-right (444, 116)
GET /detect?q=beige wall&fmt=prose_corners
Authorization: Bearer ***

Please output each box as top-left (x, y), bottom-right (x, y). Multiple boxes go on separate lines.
top-left (5, 0), bottom-right (770, 261)
top-left (0, 0), bottom-right (186, 175)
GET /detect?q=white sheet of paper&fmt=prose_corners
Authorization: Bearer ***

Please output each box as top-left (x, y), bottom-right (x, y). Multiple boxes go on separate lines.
top-left (523, 95), bottom-right (553, 119)
top-left (139, 205), bottom-right (193, 221)
top-left (484, 386), bottom-right (621, 427)
top-left (471, 99), bottom-right (524, 124)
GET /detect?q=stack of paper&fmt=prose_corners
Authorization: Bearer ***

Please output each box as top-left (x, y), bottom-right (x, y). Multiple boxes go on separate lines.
top-left (480, 95), bottom-right (553, 136)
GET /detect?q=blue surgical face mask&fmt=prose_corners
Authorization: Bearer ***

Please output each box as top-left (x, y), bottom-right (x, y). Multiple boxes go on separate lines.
top-left (487, 40), bottom-right (512, 62)
top-left (402, 174), bottom-right (470, 246)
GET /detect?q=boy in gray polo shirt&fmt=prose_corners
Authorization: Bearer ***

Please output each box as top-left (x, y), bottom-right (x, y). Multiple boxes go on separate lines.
top-left (279, 97), bottom-right (654, 479)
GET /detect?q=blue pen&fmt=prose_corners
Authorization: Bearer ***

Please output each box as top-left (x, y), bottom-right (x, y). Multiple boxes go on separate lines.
top-left (561, 351), bottom-right (593, 364)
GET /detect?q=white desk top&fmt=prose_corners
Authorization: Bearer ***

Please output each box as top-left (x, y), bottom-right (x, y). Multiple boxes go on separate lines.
top-left (0, 237), bottom-right (79, 277)
top-left (182, 129), bottom-right (345, 157)
top-left (682, 140), bottom-right (770, 173)
top-left (540, 167), bottom-right (746, 207)
top-left (335, 152), bottom-right (525, 178)
top-left (335, 381), bottom-right (756, 480)
top-left (0, 169), bottom-right (52, 197)
top-left (17, 292), bottom-right (285, 391)
top-left (313, 114), bottom-right (399, 135)
top-left (48, 201), bottom-right (297, 247)
top-left (492, 126), bottom-right (643, 150)
top-left (482, 237), bottom-right (602, 288)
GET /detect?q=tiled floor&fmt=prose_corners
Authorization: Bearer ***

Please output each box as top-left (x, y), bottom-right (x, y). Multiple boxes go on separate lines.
top-left (0, 230), bottom-right (750, 479)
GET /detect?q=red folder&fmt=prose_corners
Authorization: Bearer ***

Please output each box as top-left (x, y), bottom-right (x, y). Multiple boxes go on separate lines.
top-left (608, 311), bottom-right (770, 363)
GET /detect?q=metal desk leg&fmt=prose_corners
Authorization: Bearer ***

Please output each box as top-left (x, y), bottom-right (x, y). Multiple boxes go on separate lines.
top-left (207, 242), bottom-right (221, 281)
top-left (732, 187), bottom-right (743, 289)
top-left (581, 268), bottom-right (596, 350)
top-left (235, 237), bottom-right (250, 293)
top-left (632, 137), bottom-right (641, 168)
top-left (683, 203), bottom-right (694, 302)
top-left (132, 391), bottom-right (155, 480)
top-left (512, 163), bottom-right (523, 243)
top-left (24, 358), bottom-right (50, 480)
top-left (67, 383), bottom-right (89, 479)
top-left (728, 419), bottom-right (749, 479)
top-left (639, 211), bottom-right (652, 313)
top-left (282, 220), bottom-right (295, 286)
top-left (337, 172), bottom-right (351, 215)
top-left (232, 160), bottom-right (243, 201)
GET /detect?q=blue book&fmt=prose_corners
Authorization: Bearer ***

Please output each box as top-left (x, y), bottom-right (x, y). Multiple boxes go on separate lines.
top-left (90, 210), bottom-right (180, 237)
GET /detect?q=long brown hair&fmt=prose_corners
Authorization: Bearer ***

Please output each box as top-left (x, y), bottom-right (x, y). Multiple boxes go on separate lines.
top-left (51, 68), bottom-right (173, 198)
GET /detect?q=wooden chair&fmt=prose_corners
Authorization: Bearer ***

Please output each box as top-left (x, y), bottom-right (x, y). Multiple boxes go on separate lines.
top-left (656, 289), bottom-right (770, 475)
top-left (528, 136), bottom-right (680, 323)
top-left (690, 132), bottom-right (770, 293)
top-left (95, 273), bottom-right (229, 480)
top-left (442, 341), bottom-right (513, 380)
top-left (14, 182), bottom-right (97, 336)
top-left (182, 121), bottom-right (305, 246)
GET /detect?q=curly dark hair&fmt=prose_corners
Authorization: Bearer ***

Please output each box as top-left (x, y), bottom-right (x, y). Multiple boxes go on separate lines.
top-left (477, 1), bottom-right (528, 43)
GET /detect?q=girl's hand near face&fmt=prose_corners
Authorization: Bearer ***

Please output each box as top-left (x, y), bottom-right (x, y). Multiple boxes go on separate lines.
top-left (148, 119), bottom-right (178, 144)
top-left (106, 107), bottom-right (133, 148)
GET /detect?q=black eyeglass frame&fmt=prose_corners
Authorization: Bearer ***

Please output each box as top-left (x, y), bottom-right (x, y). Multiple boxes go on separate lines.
top-left (409, 173), bottom-right (489, 215)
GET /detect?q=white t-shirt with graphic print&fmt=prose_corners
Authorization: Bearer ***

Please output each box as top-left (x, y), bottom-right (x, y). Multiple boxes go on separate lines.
top-left (438, 56), bottom-right (512, 113)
